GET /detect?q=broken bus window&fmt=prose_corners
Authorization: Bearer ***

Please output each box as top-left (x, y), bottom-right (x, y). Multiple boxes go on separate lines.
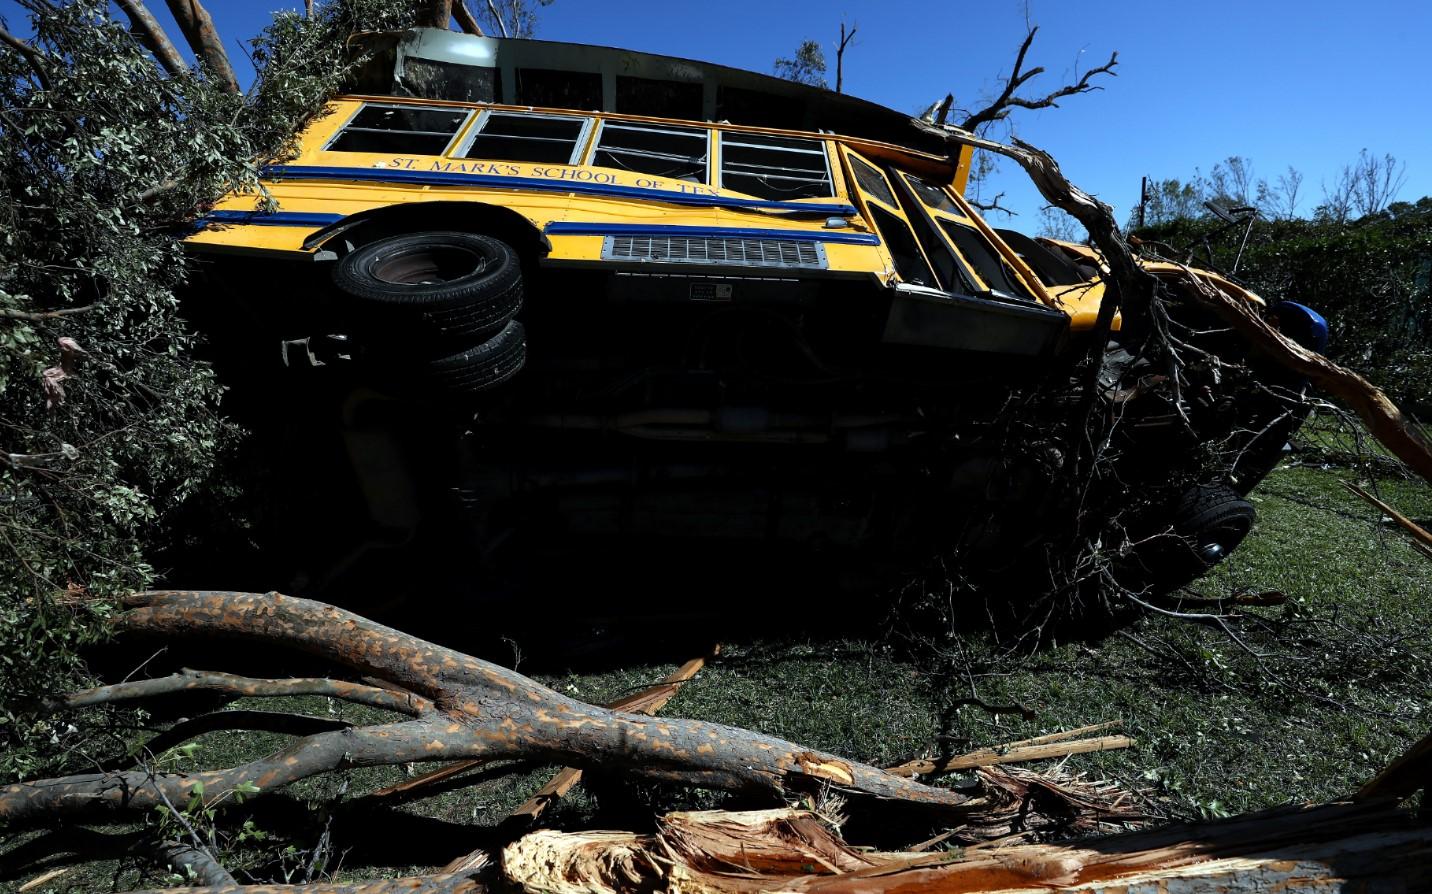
top-left (326, 103), bottom-right (471, 155)
top-left (461, 111), bottom-right (589, 164)
top-left (592, 122), bottom-right (708, 182)
top-left (719, 132), bottom-right (834, 201)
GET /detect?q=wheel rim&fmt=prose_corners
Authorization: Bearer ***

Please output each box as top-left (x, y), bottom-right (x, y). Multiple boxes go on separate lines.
top-left (1193, 518), bottom-right (1252, 565)
top-left (372, 245), bottom-right (488, 286)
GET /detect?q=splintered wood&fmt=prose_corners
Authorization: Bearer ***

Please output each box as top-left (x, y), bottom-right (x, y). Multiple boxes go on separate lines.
top-left (502, 800), bottom-right (1432, 894)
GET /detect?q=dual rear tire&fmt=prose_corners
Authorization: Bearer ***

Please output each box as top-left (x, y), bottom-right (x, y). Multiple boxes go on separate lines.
top-left (331, 231), bottom-right (526, 396)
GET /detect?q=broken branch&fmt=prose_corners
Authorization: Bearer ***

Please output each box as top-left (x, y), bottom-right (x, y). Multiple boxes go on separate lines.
top-left (1165, 272), bottom-right (1432, 487)
top-left (1342, 480), bottom-right (1432, 551)
top-left (0, 592), bottom-right (974, 827)
top-left (886, 735), bottom-right (1135, 778)
top-left (61, 668), bottom-right (435, 716)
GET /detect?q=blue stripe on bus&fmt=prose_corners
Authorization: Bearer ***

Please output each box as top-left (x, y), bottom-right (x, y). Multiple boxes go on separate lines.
top-left (201, 210), bottom-right (345, 227)
top-left (260, 165), bottom-right (859, 216)
top-left (544, 222), bottom-right (881, 245)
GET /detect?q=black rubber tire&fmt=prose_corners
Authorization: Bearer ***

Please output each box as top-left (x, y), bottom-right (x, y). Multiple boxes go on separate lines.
top-left (1172, 483), bottom-right (1256, 566)
top-left (1115, 482), bottom-right (1256, 597)
top-left (332, 232), bottom-right (523, 347)
top-left (419, 319), bottom-right (526, 396)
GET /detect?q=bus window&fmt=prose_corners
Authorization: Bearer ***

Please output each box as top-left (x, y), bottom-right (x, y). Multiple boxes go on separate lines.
top-left (899, 172), bottom-right (1040, 302)
top-left (591, 122), bottom-right (709, 182)
top-left (902, 173), bottom-right (962, 215)
top-left (325, 103), bottom-right (471, 155)
top-left (719, 132), bottom-right (834, 200)
top-left (939, 220), bottom-right (1039, 301)
top-left (842, 150), bottom-right (936, 288)
top-left (847, 155), bottom-right (897, 207)
top-left (459, 111), bottom-right (590, 164)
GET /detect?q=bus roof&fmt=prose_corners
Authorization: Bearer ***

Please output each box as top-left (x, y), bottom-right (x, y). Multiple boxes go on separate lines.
top-left (346, 29), bottom-right (962, 172)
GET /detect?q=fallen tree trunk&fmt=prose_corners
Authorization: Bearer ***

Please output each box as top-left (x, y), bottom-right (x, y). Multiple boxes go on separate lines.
top-left (499, 800), bottom-right (1432, 894)
top-left (0, 591), bottom-right (975, 827)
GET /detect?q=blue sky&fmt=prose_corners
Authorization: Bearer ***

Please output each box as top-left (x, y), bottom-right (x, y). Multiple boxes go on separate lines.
top-left (4, 0), bottom-right (1429, 225)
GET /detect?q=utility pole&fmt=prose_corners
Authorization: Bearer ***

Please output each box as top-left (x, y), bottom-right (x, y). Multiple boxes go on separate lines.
top-left (1136, 175), bottom-right (1148, 230)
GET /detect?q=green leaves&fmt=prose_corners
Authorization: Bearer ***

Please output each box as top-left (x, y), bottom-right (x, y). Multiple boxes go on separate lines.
top-left (0, 0), bottom-right (417, 785)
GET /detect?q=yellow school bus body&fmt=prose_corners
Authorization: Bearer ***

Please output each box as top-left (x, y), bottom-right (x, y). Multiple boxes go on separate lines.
top-left (188, 95), bottom-right (1111, 332)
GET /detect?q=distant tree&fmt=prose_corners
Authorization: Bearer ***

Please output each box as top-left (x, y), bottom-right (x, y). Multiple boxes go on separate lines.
top-left (834, 21), bottom-right (856, 93)
top-left (472, 0), bottom-right (553, 38)
top-left (1257, 165), bottom-right (1304, 220)
top-left (1348, 149), bottom-right (1407, 218)
top-left (1318, 150), bottom-right (1406, 222)
top-left (1318, 167), bottom-right (1355, 224)
top-left (1134, 178), bottom-right (1204, 227)
top-left (1200, 156), bottom-right (1256, 210)
top-left (774, 39), bottom-right (827, 88)
top-left (1036, 205), bottom-right (1082, 242)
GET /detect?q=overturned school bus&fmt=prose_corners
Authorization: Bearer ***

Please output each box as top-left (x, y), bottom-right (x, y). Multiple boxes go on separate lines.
top-left (185, 29), bottom-right (1322, 604)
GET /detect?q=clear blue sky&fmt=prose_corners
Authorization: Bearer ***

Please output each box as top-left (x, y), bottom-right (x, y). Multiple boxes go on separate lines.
top-left (5, 0), bottom-right (1429, 225)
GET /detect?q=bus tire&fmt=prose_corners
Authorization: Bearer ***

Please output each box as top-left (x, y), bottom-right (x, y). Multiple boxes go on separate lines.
top-left (333, 231), bottom-right (523, 346)
top-left (420, 319), bottom-right (526, 396)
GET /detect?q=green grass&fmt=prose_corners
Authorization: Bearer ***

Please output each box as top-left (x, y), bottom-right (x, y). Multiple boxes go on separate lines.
top-left (5, 452), bottom-right (1432, 891)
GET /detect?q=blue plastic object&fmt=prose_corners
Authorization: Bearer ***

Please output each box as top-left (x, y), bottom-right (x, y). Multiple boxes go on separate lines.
top-left (1271, 301), bottom-right (1329, 353)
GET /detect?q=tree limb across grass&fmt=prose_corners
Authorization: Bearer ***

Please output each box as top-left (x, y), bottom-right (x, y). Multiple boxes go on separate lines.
top-left (0, 590), bottom-right (979, 828)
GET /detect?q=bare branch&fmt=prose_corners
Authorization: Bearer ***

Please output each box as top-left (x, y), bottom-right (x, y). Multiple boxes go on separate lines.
top-left (486, 0), bottom-right (511, 37)
top-left (0, 304), bottom-right (95, 322)
top-left (959, 25), bottom-right (1118, 133)
top-left (113, 0), bottom-right (187, 78)
top-left (453, 1), bottom-right (486, 35)
top-left (61, 668), bottom-right (436, 716)
top-left (133, 710), bottom-right (351, 759)
top-left (153, 840), bottom-right (236, 886)
top-left (965, 192), bottom-right (1015, 216)
top-left (162, 0), bottom-right (239, 94)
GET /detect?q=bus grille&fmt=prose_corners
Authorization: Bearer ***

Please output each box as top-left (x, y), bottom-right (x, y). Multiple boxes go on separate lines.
top-left (603, 236), bottom-right (826, 269)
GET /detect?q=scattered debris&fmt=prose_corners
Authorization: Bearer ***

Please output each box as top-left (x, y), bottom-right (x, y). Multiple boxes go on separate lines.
top-left (887, 723), bottom-right (1134, 778)
top-left (1343, 480), bottom-right (1432, 556)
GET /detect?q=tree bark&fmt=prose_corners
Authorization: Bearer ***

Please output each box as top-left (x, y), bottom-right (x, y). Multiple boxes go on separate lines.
top-left (123, 879), bottom-right (481, 894)
top-left (417, 0), bottom-right (454, 29)
top-left (114, 0), bottom-right (187, 78)
top-left (500, 801), bottom-right (1432, 894)
top-left (453, 1), bottom-right (486, 35)
top-left (0, 591), bottom-right (973, 827)
top-left (162, 0), bottom-right (239, 94)
top-left (153, 840), bottom-right (236, 887)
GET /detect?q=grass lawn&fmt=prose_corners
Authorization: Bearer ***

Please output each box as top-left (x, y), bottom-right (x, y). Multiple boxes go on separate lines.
top-left (4, 433), bottom-right (1431, 890)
